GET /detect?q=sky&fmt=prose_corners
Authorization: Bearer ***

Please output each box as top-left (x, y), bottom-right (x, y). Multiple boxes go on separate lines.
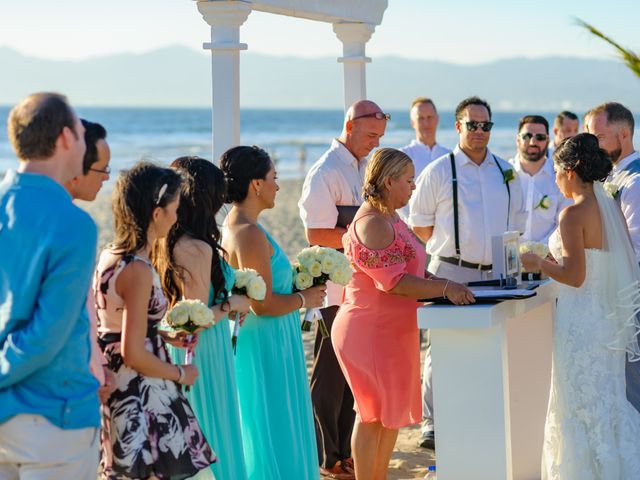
top-left (0, 0), bottom-right (639, 64)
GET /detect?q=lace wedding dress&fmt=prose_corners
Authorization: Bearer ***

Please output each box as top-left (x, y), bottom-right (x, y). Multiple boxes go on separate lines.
top-left (542, 183), bottom-right (640, 479)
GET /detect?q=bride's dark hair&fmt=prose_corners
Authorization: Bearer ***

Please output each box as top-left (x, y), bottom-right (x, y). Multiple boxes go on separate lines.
top-left (553, 133), bottom-right (612, 183)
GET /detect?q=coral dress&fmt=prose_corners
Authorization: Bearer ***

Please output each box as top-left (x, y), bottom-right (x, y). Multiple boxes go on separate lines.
top-left (332, 215), bottom-right (426, 429)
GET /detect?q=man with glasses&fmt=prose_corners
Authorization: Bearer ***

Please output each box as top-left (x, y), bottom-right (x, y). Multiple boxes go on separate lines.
top-left (299, 99), bottom-right (388, 479)
top-left (409, 96), bottom-right (526, 450)
top-left (64, 119), bottom-right (116, 406)
top-left (509, 115), bottom-right (571, 243)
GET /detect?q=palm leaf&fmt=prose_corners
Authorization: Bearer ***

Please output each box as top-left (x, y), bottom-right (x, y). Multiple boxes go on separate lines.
top-left (577, 19), bottom-right (640, 79)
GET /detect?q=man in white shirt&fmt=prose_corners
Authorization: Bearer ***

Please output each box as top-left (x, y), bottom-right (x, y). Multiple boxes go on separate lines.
top-left (585, 102), bottom-right (640, 414)
top-left (510, 115), bottom-right (571, 244)
top-left (299, 99), bottom-right (388, 479)
top-left (409, 96), bottom-right (526, 450)
top-left (398, 97), bottom-right (451, 221)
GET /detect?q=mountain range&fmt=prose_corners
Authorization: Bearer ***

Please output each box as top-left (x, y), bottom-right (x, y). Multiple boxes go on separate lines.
top-left (0, 45), bottom-right (638, 111)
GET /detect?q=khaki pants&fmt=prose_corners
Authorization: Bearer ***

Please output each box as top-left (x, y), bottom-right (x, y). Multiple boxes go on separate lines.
top-left (0, 414), bottom-right (99, 480)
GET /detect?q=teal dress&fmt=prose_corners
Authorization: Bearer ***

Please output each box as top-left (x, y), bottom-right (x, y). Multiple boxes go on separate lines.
top-left (234, 226), bottom-right (318, 479)
top-left (168, 261), bottom-right (248, 480)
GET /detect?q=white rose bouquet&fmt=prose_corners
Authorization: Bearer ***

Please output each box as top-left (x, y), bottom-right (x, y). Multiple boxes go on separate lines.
top-left (165, 299), bottom-right (215, 390)
top-left (519, 241), bottom-right (550, 272)
top-left (293, 246), bottom-right (353, 337)
top-left (231, 268), bottom-right (267, 352)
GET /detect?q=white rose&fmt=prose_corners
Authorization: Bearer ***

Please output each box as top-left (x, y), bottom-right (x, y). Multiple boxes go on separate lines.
top-left (247, 276), bottom-right (267, 301)
top-left (190, 301), bottom-right (214, 327)
top-left (307, 261), bottom-right (323, 278)
top-left (330, 264), bottom-right (353, 286)
top-left (297, 248), bottom-right (315, 266)
top-left (320, 255), bottom-right (337, 274)
top-left (541, 196), bottom-right (552, 209)
top-left (534, 243), bottom-right (549, 258)
top-left (519, 241), bottom-right (534, 255)
top-left (167, 302), bottom-right (190, 327)
top-left (234, 270), bottom-right (249, 288)
top-left (603, 182), bottom-right (619, 198)
top-left (295, 271), bottom-right (313, 290)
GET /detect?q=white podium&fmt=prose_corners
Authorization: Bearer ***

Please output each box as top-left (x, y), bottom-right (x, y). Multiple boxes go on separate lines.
top-left (417, 282), bottom-right (556, 480)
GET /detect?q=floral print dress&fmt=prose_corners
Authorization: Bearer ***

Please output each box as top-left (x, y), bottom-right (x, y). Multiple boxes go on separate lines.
top-left (94, 252), bottom-right (216, 480)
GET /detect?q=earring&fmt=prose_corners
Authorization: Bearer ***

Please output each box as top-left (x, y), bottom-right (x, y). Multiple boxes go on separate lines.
top-left (256, 190), bottom-right (261, 197)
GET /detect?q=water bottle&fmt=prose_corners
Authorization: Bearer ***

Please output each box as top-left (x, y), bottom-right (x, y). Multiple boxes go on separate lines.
top-left (424, 464), bottom-right (437, 479)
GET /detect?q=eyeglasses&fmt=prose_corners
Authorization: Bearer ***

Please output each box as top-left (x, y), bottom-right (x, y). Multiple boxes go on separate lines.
top-left (520, 132), bottom-right (549, 142)
top-left (351, 112), bottom-right (391, 121)
top-left (464, 121), bottom-right (494, 132)
top-left (89, 165), bottom-right (111, 174)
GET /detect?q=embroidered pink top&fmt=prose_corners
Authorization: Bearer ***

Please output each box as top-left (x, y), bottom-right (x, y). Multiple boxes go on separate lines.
top-left (332, 215), bottom-right (426, 429)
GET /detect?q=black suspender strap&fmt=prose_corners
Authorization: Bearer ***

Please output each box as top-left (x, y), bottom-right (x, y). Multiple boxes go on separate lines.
top-left (492, 155), bottom-right (511, 228)
top-left (449, 153), bottom-right (461, 258)
top-left (449, 152), bottom-right (512, 262)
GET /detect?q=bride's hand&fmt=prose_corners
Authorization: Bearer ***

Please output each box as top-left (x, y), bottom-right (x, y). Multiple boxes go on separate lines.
top-left (521, 252), bottom-right (543, 272)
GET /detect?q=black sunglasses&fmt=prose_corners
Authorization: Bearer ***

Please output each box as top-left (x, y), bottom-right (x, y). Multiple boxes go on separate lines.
top-left (89, 165), bottom-right (111, 174)
top-left (520, 132), bottom-right (549, 142)
top-left (464, 121), bottom-right (494, 132)
top-left (351, 112), bottom-right (391, 121)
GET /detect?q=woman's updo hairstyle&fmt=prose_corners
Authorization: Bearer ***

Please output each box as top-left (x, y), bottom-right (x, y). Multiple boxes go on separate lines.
top-left (220, 145), bottom-right (272, 203)
top-left (553, 133), bottom-right (612, 183)
top-left (363, 148), bottom-right (413, 213)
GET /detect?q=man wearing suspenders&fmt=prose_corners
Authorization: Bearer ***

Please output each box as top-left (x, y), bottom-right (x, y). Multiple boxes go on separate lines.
top-left (409, 96), bottom-right (526, 450)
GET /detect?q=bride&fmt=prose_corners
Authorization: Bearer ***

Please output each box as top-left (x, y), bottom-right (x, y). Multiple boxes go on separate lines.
top-left (521, 133), bottom-right (640, 479)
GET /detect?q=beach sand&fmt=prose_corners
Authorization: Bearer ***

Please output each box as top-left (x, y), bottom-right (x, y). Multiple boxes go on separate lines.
top-left (78, 178), bottom-right (434, 479)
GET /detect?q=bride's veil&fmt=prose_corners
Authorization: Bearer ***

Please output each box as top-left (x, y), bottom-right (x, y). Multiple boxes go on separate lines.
top-left (595, 181), bottom-right (640, 361)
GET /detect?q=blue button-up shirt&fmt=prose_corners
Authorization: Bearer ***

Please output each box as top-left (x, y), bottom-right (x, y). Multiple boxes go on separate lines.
top-left (0, 170), bottom-right (99, 429)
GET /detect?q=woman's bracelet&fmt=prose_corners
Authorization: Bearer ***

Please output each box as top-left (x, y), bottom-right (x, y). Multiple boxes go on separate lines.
top-left (176, 365), bottom-right (185, 384)
top-left (443, 279), bottom-right (450, 298)
top-left (295, 291), bottom-right (306, 309)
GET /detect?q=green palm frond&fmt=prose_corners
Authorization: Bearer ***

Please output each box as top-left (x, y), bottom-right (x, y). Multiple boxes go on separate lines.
top-left (577, 19), bottom-right (640, 79)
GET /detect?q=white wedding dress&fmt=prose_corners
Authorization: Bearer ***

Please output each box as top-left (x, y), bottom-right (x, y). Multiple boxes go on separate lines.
top-left (543, 183), bottom-right (640, 479)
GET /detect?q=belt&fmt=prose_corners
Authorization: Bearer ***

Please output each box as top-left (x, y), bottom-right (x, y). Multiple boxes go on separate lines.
top-left (434, 255), bottom-right (492, 271)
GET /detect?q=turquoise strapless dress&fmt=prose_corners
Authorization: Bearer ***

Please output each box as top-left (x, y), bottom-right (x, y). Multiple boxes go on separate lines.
top-left (233, 226), bottom-right (318, 479)
top-left (168, 261), bottom-right (248, 480)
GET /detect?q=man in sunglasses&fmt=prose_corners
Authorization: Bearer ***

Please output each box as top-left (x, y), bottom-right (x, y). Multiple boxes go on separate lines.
top-left (299, 99), bottom-right (388, 479)
top-left (409, 96), bottom-right (526, 450)
top-left (509, 115), bottom-right (571, 243)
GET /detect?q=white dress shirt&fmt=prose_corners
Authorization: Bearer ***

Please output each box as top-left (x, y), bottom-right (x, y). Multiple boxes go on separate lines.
top-left (398, 140), bottom-right (451, 223)
top-left (509, 154), bottom-right (572, 243)
top-left (299, 138), bottom-right (367, 305)
top-left (409, 145), bottom-right (526, 265)
top-left (611, 150), bottom-right (640, 261)
top-left (400, 140), bottom-right (452, 178)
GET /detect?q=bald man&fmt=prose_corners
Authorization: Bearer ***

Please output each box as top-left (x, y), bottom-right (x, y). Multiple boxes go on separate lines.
top-left (299, 100), bottom-right (388, 478)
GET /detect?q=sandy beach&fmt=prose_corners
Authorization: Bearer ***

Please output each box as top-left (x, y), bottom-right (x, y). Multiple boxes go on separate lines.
top-left (78, 178), bottom-right (434, 479)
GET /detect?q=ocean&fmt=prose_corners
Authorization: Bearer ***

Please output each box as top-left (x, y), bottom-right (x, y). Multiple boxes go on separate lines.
top-left (0, 107), bottom-right (568, 181)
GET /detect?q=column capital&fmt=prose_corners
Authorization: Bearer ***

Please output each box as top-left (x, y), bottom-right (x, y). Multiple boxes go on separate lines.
top-left (197, 1), bottom-right (252, 27)
top-left (332, 22), bottom-right (375, 64)
top-left (197, 1), bottom-right (252, 51)
top-left (332, 22), bottom-right (376, 45)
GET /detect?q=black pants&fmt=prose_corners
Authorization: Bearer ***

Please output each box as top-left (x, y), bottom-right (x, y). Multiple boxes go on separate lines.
top-left (310, 305), bottom-right (355, 468)
top-left (627, 358), bottom-right (640, 413)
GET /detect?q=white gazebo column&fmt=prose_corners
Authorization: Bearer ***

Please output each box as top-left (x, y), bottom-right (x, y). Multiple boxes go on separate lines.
top-left (332, 22), bottom-right (375, 111)
top-left (197, 0), bottom-right (252, 163)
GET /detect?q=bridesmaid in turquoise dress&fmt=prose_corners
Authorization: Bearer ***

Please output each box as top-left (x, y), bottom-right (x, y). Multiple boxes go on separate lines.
top-left (220, 146), bottom-right (327, 479)
top-left (155, 157), bottom-right (252, 480)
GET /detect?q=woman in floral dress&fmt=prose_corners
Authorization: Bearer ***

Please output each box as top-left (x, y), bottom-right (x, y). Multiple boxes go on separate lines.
top-left (94, 161), bottom-right (216, 479)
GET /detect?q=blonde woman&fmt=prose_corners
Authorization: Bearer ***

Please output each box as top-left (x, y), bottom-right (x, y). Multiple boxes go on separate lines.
top-left (332, 148), bottom-right (473, 479)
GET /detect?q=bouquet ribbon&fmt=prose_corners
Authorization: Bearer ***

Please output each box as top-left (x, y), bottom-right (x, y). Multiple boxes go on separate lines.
top-left (301, 303), bottom-right (330, 338)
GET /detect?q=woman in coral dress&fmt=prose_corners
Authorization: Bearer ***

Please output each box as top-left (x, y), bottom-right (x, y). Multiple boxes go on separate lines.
top-left (332, 148), bottom-right (474, 480)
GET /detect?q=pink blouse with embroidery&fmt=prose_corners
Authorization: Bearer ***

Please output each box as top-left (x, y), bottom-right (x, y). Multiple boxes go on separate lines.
top-left (332, 216), bottom-right (426, 429)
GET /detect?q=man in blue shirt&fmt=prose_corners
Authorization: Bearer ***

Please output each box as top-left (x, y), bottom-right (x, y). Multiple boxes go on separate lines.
top-left (0, 93), bottom-right (100, 479)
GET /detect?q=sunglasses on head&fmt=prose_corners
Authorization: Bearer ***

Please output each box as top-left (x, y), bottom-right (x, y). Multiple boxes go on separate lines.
top-left (351, 111), bottom-right (391, 121)
top-left (520, 132), bottom-right (549, 142)
top-left (464, 121), bottom-right (494, 132)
